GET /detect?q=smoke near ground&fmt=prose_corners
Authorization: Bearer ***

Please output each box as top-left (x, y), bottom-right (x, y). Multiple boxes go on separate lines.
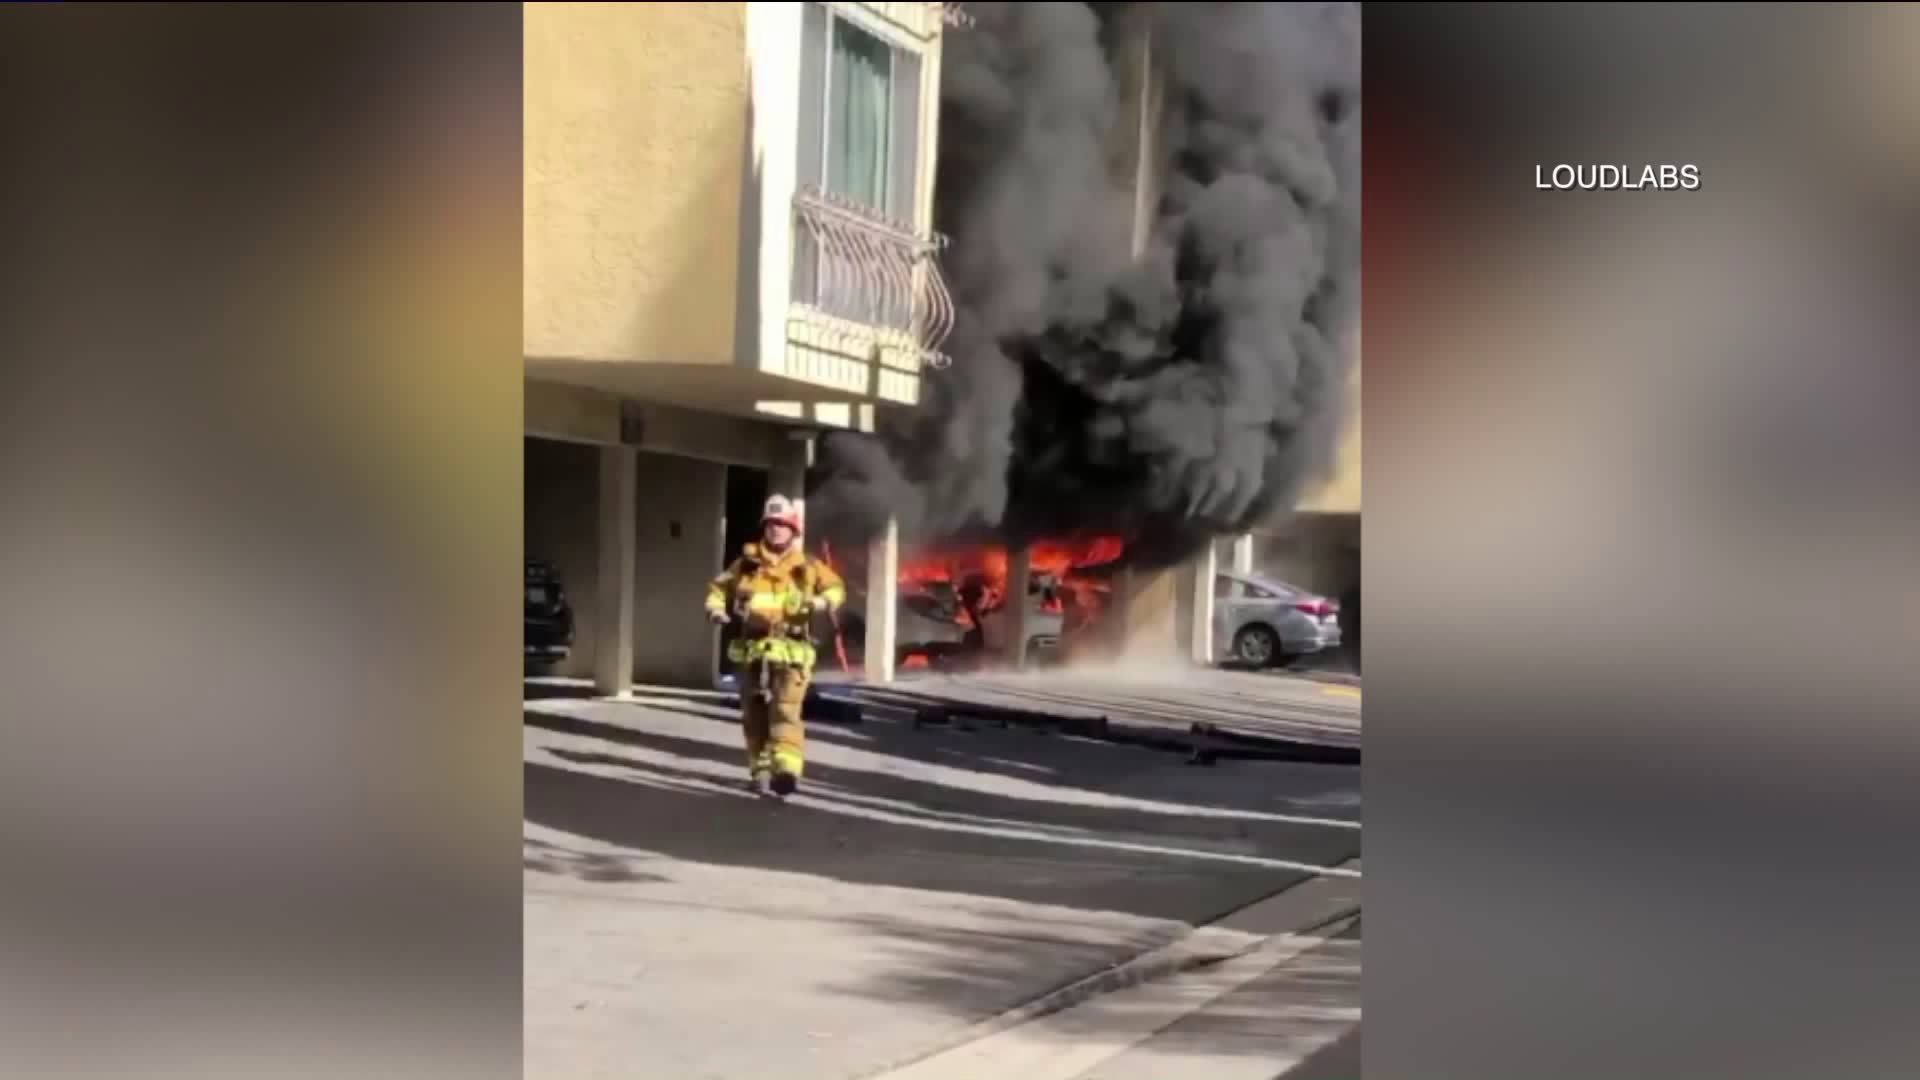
top-left (810, 1), bottom-right (1360, 565)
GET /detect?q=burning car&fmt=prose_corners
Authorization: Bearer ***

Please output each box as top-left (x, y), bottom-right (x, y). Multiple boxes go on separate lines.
top-left (821, 535), bottom-right (1122, 671)
top-left (882, 581), bottom-right (971, 666)
top-left (838, 573), bottom-right (1070, 670)
top-left (976, 573), bottom-right (1068, 661)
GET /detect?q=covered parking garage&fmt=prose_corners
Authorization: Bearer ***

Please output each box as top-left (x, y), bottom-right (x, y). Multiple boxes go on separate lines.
top-left (524, 383), bottom-right (817, 693)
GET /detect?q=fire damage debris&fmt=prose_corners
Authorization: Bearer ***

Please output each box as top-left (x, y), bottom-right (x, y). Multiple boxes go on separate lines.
top-left (818, 535), bottom-right (1125, 671)
top-left (808, 1), bottom-right (1361, 576)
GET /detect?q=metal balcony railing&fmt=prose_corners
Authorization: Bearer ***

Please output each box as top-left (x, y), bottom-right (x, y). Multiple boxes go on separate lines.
top-left (790, 185), bottom-right (956, 369)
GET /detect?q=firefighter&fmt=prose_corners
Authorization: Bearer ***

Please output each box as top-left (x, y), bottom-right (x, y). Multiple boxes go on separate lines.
top-left (704, 493), bottom-right (846, 798)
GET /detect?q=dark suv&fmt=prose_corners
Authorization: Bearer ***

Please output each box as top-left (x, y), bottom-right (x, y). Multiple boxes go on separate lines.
top-left (525, 559), bottom-right (575, 664)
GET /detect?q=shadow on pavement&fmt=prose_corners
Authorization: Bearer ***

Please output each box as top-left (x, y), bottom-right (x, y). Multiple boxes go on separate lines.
top-left (546, 746), bottom-right (1178, 849)
top-left (523, 679), bottom-right (599, 702)
top-left (523, 835), bottom-right (671, 886)
top-left (616, 689), bottom-right (1105, 790)
top-left (525, 710), bottom-right (1356, 872)
top-left (1271, 920), bottom-right (1361, 1080)
top-left (1009, 920), bottom-right (1360, 1080)
top-left (524, 695), bottom-right (1360, 1057)
top-left (529, 702), bottom-right (1357, 825)
top-left (1275, 1025), bottom-right (1358, 1080)
top-left (524, 751), bottom-right (1314, 921)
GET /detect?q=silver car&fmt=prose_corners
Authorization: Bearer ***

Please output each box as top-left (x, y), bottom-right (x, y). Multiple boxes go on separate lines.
top-left (1212, 571), bottom-right (1343, 667)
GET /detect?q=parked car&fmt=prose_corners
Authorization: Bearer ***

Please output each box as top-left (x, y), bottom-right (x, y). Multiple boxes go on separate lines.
top-left (890, 582), bottom-right (971, 664)
top-left (1213, 571), bottom-right (1341, 668)
top-left (525, 559), bottom-right (575, 664)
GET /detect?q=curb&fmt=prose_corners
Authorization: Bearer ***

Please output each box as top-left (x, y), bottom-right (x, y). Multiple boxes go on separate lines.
top-left (856, 858), bottom-right (1362, 1080)
top-left (1292, 669), bottom-right (1361, 688)
top-left (872, 912), bottom-right (1363, 1080)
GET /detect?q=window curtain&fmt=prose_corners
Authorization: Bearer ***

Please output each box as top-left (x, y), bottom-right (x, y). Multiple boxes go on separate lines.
top-left (827, 19), bottom-right (892, 212)
top-left (888, 48), bottom-right (921, 223)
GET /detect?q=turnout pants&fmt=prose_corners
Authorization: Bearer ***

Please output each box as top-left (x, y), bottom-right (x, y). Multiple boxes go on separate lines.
top-left (741, 661), bottom-right (810, 779)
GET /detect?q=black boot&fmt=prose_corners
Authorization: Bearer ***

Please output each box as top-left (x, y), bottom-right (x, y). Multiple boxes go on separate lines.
top-left (769, 771), bottom-right (799, 798)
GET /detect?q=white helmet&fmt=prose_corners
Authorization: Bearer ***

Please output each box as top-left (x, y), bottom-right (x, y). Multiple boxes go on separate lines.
top-left (761, 494), bottom-right (801, 531)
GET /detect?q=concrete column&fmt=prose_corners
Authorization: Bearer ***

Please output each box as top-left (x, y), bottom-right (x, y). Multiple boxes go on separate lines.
top-left (1127, 15), bottom-right (1161, 259)
top-left (1189, 544), bottom-right (1217, 665)
top-left (865, 517), bottom-right (899, 683)
top-left (1232, 533), bottom-right (1255, 575)
top-left (1114, 565), bottom-right (1181, 663)
top-left (1006, 547), bottom-right (1033, 668)
top-left (593, 444), bottom-right (638, 697)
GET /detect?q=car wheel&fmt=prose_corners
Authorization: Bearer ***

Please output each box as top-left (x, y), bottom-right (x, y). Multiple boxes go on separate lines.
top-left (1231, 624), bottom-right (1279, 667)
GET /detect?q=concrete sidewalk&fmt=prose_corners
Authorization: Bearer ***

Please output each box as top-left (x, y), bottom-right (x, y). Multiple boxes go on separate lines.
top-left (1061, 919), bottom-right (1361, 1080)
top-left (871, 882), bottom-right (1360, 1080)
top-left (524, 688), bottom-right (1361, 1080)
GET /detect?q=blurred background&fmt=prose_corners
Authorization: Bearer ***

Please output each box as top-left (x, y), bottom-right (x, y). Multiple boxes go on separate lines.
top-left (0, 6), bottom-right (522, 1080)
top-left (1366, 4), bottom-right (1920, 1078)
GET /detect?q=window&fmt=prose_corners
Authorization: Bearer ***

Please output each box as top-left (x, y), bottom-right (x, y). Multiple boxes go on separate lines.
top-left (794, 3), bottom-right (925, 328)
top-left (799, 3), bottom-right (921, 220)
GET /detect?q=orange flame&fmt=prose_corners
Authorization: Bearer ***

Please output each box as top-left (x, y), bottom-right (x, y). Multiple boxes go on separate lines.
top-left (882, 535), bottom-right (1124, 630)
top-left (889, 536), bottom-right (1121, 604)
top-left (818, 534), bottom-right (1126, 661)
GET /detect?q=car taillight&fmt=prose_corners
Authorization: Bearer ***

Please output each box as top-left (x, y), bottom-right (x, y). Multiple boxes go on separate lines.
top-left (1295, 598), bottom-right (1335, 618)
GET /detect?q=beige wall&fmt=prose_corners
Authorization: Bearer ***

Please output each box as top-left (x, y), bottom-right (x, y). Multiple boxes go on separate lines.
top-left (526, 1), bottom-right (948, 409)
top-left (631, 452), bottom-right (728, 687)
top-left (1247, 513), bottom-right (1359, 599)
top-left (525, 378), bottom-right (622, 445)
top-left (525, 2), bottom-right (749, 366)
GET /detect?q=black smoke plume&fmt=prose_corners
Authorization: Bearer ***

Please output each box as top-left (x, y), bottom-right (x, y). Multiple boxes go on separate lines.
top-left (809, 1), bottom-right (1360, 567)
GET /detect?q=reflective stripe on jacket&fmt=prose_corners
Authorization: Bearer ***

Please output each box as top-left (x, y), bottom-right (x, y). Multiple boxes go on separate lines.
top-left (705, 542), bottom-right (846, 670)
top-left (727, 635), bottom-right (816, 667)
